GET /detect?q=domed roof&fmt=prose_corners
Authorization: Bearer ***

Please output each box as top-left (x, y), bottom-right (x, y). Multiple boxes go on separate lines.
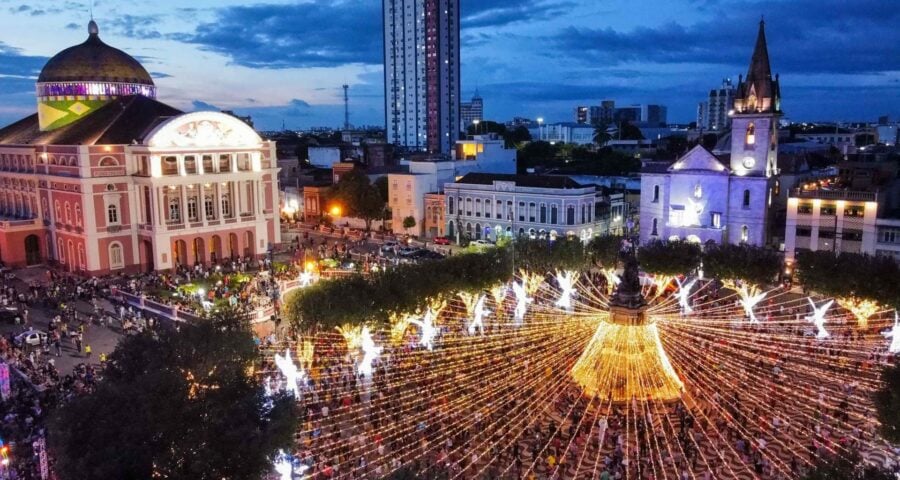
top-left (37, 20), bottom-right (154, 85)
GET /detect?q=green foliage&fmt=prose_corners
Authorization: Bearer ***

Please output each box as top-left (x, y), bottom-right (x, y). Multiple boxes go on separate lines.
top-left (592, 123), bottom-right (612, 146)
top-left (516, 141), bottom-right (640, 176)
top-left (587, 235), bottom-right (623, 269)
top-left (402, 216), bottom-right (417, 230)
top-left (514, 237), bottom-right (590, 274)
top-left (286, 249), bottom-right (512, 328)
top-left (637, 240), bottom-right (702, 276)
top-left (330, 169), bottom-right (386, 231)
top-left (617, 120), bottom-right (644, 140)
top-left (796, 251), bottom-right (900, 306)
top-left (49, 308), bottom-right (297, 480)
top-left (702, 243), bottom-right (782, 286)
top-left (373, 176), bottom-right (389, 203)
top-left (874, 357), bottom-right (900, 443)
top-left (465, 120), bottom-right (531, 148)
top-left (801, 449), bottom-right (895, 480)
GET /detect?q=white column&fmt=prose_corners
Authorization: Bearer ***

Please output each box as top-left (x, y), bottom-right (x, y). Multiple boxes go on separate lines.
top-left (197, 154), bottom-right (204, 175)
top-left (177, 155), bottom-right (186, 176)
top-left (215, 182), bottom-right (223, 220)
top-left (180, 186), bottom-right (188, 224)
top-left (157, 187), bottom-right (165, 226)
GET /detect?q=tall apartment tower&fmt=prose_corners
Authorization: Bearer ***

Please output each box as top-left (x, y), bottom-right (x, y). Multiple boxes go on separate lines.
top-left (460, 90), bottom-right (483, 133)
top-left (384, 0), bottom-right (460, 154)
top-left (706, 78), bottom-right (736, 131)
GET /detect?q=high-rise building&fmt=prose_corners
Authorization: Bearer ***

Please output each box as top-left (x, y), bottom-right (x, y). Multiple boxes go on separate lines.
top-left (574, 106), bottom-right (589, 124)
top-left (384, 0), bottom-right (460, 154)
top-left (704, 79), bottom-right (736, 131)
top-left (460, 91), bottom-right (483, 133)
top-left (697, 102), bottom-right (708, 129)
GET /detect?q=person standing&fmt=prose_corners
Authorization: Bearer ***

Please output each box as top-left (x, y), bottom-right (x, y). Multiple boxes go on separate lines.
top-left (85, 344), bottom-right (92, 359)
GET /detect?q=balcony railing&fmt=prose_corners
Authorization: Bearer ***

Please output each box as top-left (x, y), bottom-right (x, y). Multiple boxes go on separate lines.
top-left (791, 188), bottom-right (877, 202)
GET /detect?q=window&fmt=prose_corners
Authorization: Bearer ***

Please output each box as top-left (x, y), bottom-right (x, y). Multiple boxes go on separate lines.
top-left (64, 202), bottom-right (71, 224)
top-left (797, 203), bottom-right (813, 215)
top-left (539, 204), bottom-right (547, 223)
top-left (518, 202), bottom-right (525, 222)
top-left (187, 197), bottom-right (198, 221)
top-left (475, 199), bottom-right (482, 217)
top-left (221, 194), bottom-right (232, 217)
top-left (219, 155), bottom-right (231, 172)
top-left (566, 206), bottom-right (575, 225)
top-left (745, 122), bottom-right (756, 145)
top-left (74, 204), bottom-right (82, 226)
top-left (820, 205), bottom-right (836, 216)
top-left (529, 203), bottom-right (536, 222)
top-left (740, 225), bottom-right (749, 243)
top-left (742, 190), bottom-right (750, 208)
top-left (652, 185), bottom-right (660, 203)
top-left (107, 204), bottom-right (119, 224)
top-left (581, 205), bottom-right (586, 224)
top-left (496, 200), bottom-right (502, 219)
top-left (205, 195), bottom-right (215, 219)
top-left (651, 218), bottom-right (658, 236)
top-left (881, 229), bottom-right (899, 244)
top-left (465, 198), bottom-right (472, 216)
top-left (109, 242), bottom-right (124, 269)
top-left (844, 206), bottom-right (864, 218)
top-left (168, 198), bottom-right (181, 222)
top-left (796, 227), bottom-right (812, 237)
top-left (550, 205), bottom-right (558, 225)
top-left (819, 229), bottom-right (835, 239)
top-left (448, 197), bottom-right (454, 215)
top-left (507, 201), bottom-right (513, 221)
top-left (711, 212), bottom-right (721, 229)
top-left (843, 229), bottom-right (863, 241)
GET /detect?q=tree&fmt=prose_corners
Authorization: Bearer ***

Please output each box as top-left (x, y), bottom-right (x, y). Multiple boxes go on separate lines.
top-left (801, 449), bottom-right (895, 480)
top-left (637, 240), bottom-right (702, 276)
top-left (331, 169), bottom-right (386, 231)
top-left (618, 120), bottom-right (644, 140)
top-left (506, 126), bottom-right (532, 146)
top-left (49, 308), bottom-right (297, 480)
top-left (466, 120), bottom-right (506, 137)
top-left (402, 216), bottom-right (417, 231)
top-left (514, 237), bottom-right (589, 274)
top-left (587, 235), bottom-right (622, 270)
top-left (373, 176), bottom-right (389, 204)
top-left (875, 357), bottom-right (900, 444)
top-left (796, 251), bottom-right (900, 307)
top-left (702, 243), bottom-right (782, 286)
top-left (592, 123), bottom-right (611, 147)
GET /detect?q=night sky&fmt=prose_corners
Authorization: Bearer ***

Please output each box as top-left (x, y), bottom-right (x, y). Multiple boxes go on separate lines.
top-left (0, 0), bottom-right (897, 130)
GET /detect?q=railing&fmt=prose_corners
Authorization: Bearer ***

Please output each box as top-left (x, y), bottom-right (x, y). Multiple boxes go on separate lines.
top-left (0, 218), bottom-right (39, 229)
top-left (791, 188), bottom-right (877, 202)
top-left (115, 290), bottom-right (274, 325)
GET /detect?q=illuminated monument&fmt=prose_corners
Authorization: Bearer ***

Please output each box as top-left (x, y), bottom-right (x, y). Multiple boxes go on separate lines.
top-left (571, 249), bottom-right (684, 402)
top-left (0, 21), bottom-right (280, 273)
top-left (639, 20), bottom-right (780, 247)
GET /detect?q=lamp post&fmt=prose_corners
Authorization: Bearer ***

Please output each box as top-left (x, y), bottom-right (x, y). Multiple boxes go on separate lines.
top-left (537, 117), bottom-right (544, 141)
top-left (472, 119), bottom-right (480, 136)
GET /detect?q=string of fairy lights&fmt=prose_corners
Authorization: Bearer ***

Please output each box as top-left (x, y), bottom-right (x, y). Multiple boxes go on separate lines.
top-left (264, 269), bottom-right (899, 479)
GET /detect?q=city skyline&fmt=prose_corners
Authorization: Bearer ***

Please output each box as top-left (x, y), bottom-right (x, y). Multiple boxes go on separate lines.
top-left (0, 0), bottom-right (897, 130)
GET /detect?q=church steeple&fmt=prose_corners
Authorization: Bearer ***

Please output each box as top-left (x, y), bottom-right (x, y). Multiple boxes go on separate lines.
top-left (734, 19), bottom-right (780, 114)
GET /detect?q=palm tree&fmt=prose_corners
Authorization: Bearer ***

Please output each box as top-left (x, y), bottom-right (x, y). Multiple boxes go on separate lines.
top-left (592, 123), bottom-right (611, 147)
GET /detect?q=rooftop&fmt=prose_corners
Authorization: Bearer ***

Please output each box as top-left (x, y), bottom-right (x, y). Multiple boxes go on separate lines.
top-left (454, 173), bottom-right (584, 189)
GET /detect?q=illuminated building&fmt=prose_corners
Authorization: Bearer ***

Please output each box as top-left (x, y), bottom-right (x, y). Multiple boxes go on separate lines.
top-left (640, 20), bottom-right (779, 246)
top-left (383, 0), bottom-right (460, 154)
top-left (0, 21), bottom-right (280, 273)
top-left (784, 185), bottom-right (879, 263)
top-left (460, 91), bottom-right (483, 133)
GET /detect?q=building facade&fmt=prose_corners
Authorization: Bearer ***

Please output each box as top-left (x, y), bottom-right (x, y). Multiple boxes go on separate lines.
top-left (0, 22), bottom-right (280, 274)
top-left (783, 187), bottom-right (878, 264)
top-left (383, 0), bottom-right (460, 154)
top-left (639, 21), bottom-right (780, 247)
top-left (705, 79), bottom-right (735, 131)
top-left (445, 173), bottom-right (606, 243)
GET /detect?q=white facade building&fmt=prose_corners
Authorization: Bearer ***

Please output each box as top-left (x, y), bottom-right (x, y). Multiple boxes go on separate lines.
top-left (444, 173), bottom-right (605, 243)
top-left (383, 0), bottom-right (460, 154)
top-left (640, 21), bottom-right (779, 247)
top-left (875, 217), bottom-right (900, 261)
top-left (529, 123), bottom-right (595, 145)
top-left (783, 187), bottom-right (878, 264)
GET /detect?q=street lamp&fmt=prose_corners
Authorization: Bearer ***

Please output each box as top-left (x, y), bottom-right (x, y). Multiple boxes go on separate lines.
top-left (330, 205), bottom-right (342, 217)
top-left (472, 119), bottom-right (480, 136)
top-left (537, 117), bottom-right (544, 141)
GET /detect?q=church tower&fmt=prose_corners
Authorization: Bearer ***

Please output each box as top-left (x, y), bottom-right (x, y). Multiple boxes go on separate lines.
top-left (729, 20), bottom-right (781, 177)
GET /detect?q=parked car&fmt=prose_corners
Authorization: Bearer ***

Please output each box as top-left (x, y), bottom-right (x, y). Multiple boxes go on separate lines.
top-left (433, 236), bottom-right (451, 245)
top-left (381, 241), bottom-right (399, 253)
top-left (0, 306), bottom-right (20, 322)
top-left (14, 330), bottom-right (48, 347)
top-left (471, 239), bottom-right (495, 248)
top-left (398, 246), bottom-right (418, 257)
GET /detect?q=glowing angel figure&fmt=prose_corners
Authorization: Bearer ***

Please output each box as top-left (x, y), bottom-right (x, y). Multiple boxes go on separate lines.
top-left (806, 297), bottom-right (834, 340)
top-left (554, 270), bottom-right (579, 312)
top-left (409, 309), bottom-right (438, 350)
top-left (358, 326), bottom-right (382, 376)
top-left (882, 312), bottom-right (900, 354)
top-left (298, 271), bottom-right (314, 287)
top-left (469, 294), bottom-right (490, 335)
top-left (273, 452), bottom-right (293, 480)
top-left (674, 277), bottom-right (696, 315)
top-left (739, 287), bottom-right (767, 324)
top-left (274, 348), bottom-right (306, 398)
top-left (512, 281), bottom-right (533, 326)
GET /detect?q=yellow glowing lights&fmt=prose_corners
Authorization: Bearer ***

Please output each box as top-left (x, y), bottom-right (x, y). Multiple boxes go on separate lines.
top-left (838, 296), bottom-right (880, 328)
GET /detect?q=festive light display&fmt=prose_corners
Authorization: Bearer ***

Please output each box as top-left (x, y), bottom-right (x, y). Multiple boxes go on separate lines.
top-left (883, 313), bottom-right (900, 354)
top-left (263, 266), bottom-right (899, 479)
top-left (273, 451), bottom-right (293, 480)
top-left (409, 309), bottom-right (439, 350)
top-left (298, 271), bottom-right (314, 287)
top-left (839, 296), bottom-right (880, 328)
top-left (273, 349), bottom-right (305, 398)
top-left (726, 281), bottom-right (768, 324)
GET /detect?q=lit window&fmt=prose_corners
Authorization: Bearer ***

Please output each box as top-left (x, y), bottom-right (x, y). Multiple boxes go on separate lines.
top-left (746, 123), bottom-right (756, 145)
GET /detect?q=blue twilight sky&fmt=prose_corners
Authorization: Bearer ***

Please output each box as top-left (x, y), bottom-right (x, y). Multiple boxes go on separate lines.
top-left (0, 0), bottom-right (898, 131)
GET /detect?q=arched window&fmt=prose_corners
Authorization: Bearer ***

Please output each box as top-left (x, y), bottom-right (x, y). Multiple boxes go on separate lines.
top-left (64, 201), bottom-right (71, 224)
top-left (742, 189), bottom-right (751, 208)
top-left (204, 195), bottom-right (215, 219)
top-left (57, 238), bottom-right (65, 263)
top-left (107, 204), bottom-right (119, 224)
top-left (653, 185), bottom-right (660, 203)
top-left (109, 242), bottom-right (124, 269)
top-left (745, 123), bottom-right (756, 145)
top-left (99, 157), bottom-right (119, 167)
top-left (448, 196), bottom-right (454, 215)
top-left (566, 206), bottom-right (576, 226)
top-left (168, 198), bottom-right (181, 222)
top-left (187, 197), bottom-right (198, 221)
top-left (651, 218), bottom-right (658, 236)
top-left (74, 203), bottom-right (82, 226)
top-left (741, 225), bottom-right (749, 243)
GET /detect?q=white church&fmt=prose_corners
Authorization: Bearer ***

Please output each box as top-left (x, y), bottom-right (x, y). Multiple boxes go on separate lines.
top-left (640, 20), bottom-right (781, 247)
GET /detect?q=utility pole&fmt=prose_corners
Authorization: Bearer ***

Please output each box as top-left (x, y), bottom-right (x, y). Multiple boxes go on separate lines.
top-left (342, 84), bottom-right (350, 131)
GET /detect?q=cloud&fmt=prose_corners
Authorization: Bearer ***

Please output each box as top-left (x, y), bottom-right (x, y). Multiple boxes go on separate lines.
top-left (179, 1), bottom-right (382, 69)
top-left (461, 0), bottom-right (575, 29)
top-left (105, 14), bottom-right (163, 40)
top-left (0, 42), bottom-right (47, 78)
top-left (149, 71), bottom-right (172, 79)
top-left (549, 0), bottom-right (900, 75)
